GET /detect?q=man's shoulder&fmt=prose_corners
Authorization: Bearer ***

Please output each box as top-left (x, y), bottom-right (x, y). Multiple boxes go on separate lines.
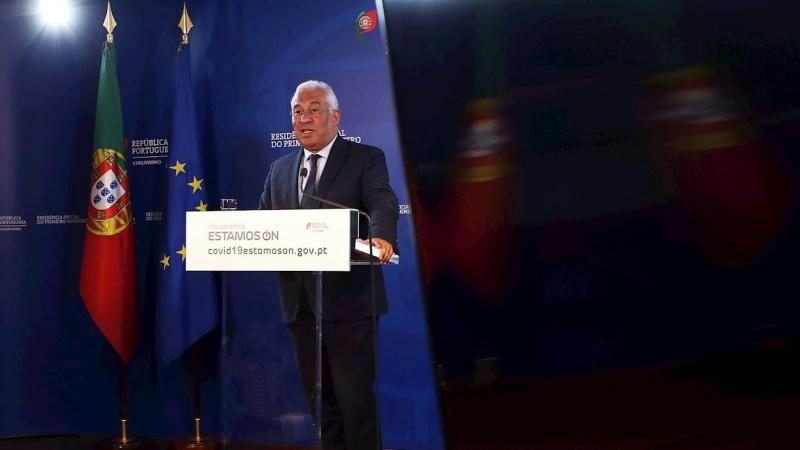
top-left (336, 137), bottom-right (383, 156)
top-left (271, 149), bottom-right (301, 167)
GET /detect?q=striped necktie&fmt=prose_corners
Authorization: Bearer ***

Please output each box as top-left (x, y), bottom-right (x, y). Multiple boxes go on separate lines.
top-left (300, 153), bottom-right (321, 208)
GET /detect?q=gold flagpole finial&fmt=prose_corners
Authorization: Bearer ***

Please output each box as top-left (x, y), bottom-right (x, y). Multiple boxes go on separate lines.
top-left (103, 1), bottom-right (117, 43)
top-left (178, 2), bottom-right (194, 45)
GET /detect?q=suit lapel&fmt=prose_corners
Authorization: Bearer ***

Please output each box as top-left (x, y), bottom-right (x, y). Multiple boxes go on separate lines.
top-left (287, 149), bottom-right (304, 209)
top-left (316, 136), bottom-right (349, 200)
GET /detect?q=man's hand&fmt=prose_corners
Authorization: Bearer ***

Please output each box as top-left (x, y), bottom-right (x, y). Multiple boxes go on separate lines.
top-left (368, 237), bottom-right (394, 264)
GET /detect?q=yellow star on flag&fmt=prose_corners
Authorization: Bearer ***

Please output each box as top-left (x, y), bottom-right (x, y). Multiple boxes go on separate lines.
top-left (169, 160), bottom-right (187, 176)
top-left (195, 199), bottom-right (208, 211)
top-left (188, 176), bottom-right (203, 194)
top-left (160, 254), bottom-right (171, 270)
top-left (176, 244), bottom-right (187, 262)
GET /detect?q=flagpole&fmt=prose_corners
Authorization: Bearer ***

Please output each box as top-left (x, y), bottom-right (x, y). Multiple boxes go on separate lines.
top-left (176, 14), bottom-right (211, 444)
top-left (167, 5), bottom-right (218, 450)
top-left (90, 4), bottom-right (151, 449)
top-left (167, 342), bottom-right (218, 450)
top-left (102, 4), bottom-right (132, 445)
top-left (118, 355), bottom-right (128, 443)
top-left (190, 343), bottom-right (206, 443)
top-left (98, 355), bottom-right (153, 450)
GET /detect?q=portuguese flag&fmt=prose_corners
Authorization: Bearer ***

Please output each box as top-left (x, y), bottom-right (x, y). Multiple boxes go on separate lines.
top-left (79, 41), bottom-right (138, 363)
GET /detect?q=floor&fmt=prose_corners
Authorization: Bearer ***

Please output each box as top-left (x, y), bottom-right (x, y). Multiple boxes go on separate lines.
top-left (441, 338), bottom-right (800, 449)
top-left (3, 339), bottom-right (799, 450)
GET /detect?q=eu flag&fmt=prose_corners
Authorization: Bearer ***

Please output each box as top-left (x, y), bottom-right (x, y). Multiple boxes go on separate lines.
top-left (156, 42), bottom-right (219, 366)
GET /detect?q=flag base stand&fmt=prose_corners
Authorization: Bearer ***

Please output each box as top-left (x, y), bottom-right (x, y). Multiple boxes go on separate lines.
top-left (168, 436), bottom-right (220, 450)
top-left (95, 436), bottom-right (154, 450)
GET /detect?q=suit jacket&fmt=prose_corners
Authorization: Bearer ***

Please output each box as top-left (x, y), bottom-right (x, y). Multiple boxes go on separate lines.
top-left (259, 136), bottom-right (399, 323)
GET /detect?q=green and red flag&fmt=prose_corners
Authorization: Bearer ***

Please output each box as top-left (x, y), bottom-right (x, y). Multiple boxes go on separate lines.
top-left (356, 10), bottom-right (378, 39)
top-left (79, 41), bottom-right (138, 363)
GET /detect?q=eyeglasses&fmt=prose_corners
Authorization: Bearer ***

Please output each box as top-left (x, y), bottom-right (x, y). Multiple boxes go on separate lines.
top-left (291, 108), bottom-right (334, 119)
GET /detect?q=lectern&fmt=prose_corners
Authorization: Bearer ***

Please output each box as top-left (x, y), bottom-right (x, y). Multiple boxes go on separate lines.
top-left (186, 209), bottom-right (373, 449)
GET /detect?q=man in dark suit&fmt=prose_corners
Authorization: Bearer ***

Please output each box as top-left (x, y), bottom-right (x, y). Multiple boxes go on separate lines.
top-left (259, 80), bottom-right (399, 450)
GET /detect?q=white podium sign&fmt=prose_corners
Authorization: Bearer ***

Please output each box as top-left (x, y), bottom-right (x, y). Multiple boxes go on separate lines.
top-left (185, 209), bottom-right (352, 272)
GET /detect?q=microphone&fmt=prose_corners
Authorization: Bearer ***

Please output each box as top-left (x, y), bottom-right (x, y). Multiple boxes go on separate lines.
top-left (299, 160), bottom-right (392, 450)
top-left (298, 166), bottom-right (370, 225)
top-left (299, 167), bottom-right (308, 197)
top-left (302, 191), bottom-right (370, 223)
top-left (298, 169), bottom-right (383, 449)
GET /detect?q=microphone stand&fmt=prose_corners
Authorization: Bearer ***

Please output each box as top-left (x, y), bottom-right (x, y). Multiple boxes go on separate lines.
top-left (300, 169), bottom-right (327, 450)
top-left (299, 171), bottom-right (383, 450)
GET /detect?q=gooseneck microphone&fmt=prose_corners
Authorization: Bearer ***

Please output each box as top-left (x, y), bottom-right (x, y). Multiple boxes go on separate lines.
top-left (300, 166), bottom-right (375, 237)
top-left (299, 167), bottom-right (308, 199)
top-left (299, 164), bottom-right (383, 450)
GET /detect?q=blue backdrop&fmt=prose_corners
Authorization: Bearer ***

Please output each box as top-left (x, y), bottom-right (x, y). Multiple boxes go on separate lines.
top-left (0, 1), bottom-right (442, 449)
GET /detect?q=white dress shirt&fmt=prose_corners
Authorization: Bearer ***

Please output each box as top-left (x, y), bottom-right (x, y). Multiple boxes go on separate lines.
top-left (298, 136), bottom-right (335, 203)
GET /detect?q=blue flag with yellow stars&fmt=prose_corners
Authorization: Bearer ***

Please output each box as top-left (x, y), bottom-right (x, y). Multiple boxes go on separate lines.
top-left (156, 42), bottom-right (219, 367)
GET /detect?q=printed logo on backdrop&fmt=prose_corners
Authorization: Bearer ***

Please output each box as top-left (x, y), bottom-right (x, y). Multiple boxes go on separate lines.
top-left (270, 130), bottom-right (361, 149)
top-left (356, 10), bottom-right (378, 41)
top-left (36, 215), bottom-right (84, 225)
top-left (399, 204), bottom-right (411, 215)
top-left (130, 137), bottom-right (169, 166)
top-left (0, 215), bottom-right (27, 232)
top-left (134, 137), bottom-right (171, 222)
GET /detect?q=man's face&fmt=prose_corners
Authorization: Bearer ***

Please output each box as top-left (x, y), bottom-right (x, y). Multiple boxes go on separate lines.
top-left (292, 87), bottom-right (340, 153)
